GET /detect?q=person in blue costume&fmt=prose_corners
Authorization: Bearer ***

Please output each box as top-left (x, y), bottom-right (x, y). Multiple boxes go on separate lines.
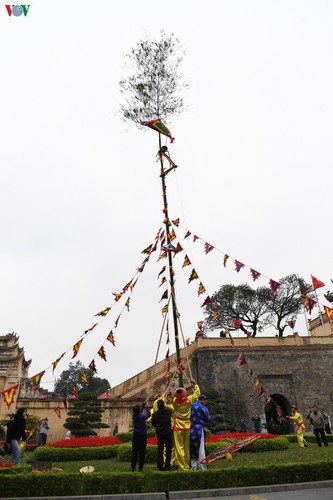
top-left (190, 394), bottom-right (211, 469)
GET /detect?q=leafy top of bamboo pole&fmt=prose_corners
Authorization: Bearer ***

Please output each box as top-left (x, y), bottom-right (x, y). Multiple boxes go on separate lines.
top-left (119, 31), bottom-right (188, 125)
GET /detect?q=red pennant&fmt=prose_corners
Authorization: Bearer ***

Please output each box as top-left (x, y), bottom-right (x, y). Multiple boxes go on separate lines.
top-left (311, 275), bottom-right (325, 290)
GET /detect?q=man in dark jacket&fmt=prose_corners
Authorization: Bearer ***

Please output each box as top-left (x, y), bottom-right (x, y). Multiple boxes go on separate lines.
top-left (152, 399), bottom-right (173, 470)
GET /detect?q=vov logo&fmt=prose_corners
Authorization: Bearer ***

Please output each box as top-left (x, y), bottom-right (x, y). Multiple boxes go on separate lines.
top-left (5, 5), bottom-right (30, 16)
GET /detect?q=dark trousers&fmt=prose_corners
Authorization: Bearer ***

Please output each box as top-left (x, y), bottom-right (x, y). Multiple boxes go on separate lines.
top-left (314, 427), bottom-right (328, 447)
top-left (157, 432), bottom-right (173, 470)
top-left (38, 434), bottom-right (47, 446)
top-left (131, 434), bottom-right (147, 471)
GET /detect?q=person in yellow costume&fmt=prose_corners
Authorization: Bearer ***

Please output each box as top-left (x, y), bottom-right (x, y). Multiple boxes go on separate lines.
top-left (287, 405), bottom-right (308, 448)
top-left (171, 380), bottom-right (200, 470)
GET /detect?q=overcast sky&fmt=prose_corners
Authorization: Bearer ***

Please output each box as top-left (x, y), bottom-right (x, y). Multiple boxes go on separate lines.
top-left (1, 1), bottom-right (332, 393)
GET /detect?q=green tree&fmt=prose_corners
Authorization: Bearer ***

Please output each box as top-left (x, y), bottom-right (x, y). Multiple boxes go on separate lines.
top-left (119, 31), bottom-right (188, 124)
top-left (266, 274), bottom-right (313, 337)
top-left (205, 284), bottom-right (272, 337)
top-left (54, 361), bottom-right (110, 397)
top-left (63, 391), bottom-right (109, 437)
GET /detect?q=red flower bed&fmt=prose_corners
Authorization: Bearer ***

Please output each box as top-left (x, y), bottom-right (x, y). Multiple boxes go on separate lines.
top-left (49, 436), bottom-right (123, 448)
top-left (0, 462), bottom-right (14, 468)
top-left (206, 432), bottom-right (278, 442)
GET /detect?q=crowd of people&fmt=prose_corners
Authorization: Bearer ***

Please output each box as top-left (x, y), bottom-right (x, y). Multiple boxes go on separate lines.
top-left (131, 380), bottom-right (211, 471)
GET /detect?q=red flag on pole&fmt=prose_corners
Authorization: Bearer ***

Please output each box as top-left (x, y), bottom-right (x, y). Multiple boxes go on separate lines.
top-left (311, 275), bottom-right (325, 290)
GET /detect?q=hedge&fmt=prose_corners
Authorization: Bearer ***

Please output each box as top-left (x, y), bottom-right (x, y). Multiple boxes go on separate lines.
top-left (282, 433), bottom-right (333, 444)
top-left (33, 436), bottom-right (289, 463)
top-left (1, 461), bottom-right (333, 497)
top-left (205, 436), bottom-right (289, 456)
top-left (34, 445), bottom-right (119, 462)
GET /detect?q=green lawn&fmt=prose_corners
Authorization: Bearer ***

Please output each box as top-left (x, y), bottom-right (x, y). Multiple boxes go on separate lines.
top-left (23, 442), bottom-right (333, 473)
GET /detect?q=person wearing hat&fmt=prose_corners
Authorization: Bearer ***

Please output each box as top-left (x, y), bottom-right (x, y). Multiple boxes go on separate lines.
top-left (171, 380), bottom-right (200, 470)
top-left (190, 394), bottom-right (211, 469)
top-left (38, 418), bottom-right (50, 446)
top-left (287, 405), bottom-right (308, 448)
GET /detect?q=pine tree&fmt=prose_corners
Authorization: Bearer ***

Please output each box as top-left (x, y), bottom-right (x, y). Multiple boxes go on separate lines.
top-left (63, 391), bottom-right (109, 437)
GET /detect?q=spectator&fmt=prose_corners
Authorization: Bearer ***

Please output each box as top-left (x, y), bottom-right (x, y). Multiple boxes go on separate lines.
top-left (251, 414), bottom-right (261, 433)
top-left (7, 408), bottom-right (27, 464)
top-left (307, 406), bottom-right (328, 447)
top-left (322, 410), bottom-right (331, 434)
top-left (131, 403), bottom-right (150, 472)
top-left (112, 423), bottom-right (119, 437)
top-left (151, 399), bottom-right (173, 471)
top-left (38, 418), bottom-right (50, 446)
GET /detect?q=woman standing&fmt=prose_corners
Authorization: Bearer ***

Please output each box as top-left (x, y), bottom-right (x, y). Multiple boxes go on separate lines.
top-left (8, 407), bottom-right (28, 464)
top-left (288, 405), bottom-right (308, 448)
top-left (131, 403), bottom-right (150, 472)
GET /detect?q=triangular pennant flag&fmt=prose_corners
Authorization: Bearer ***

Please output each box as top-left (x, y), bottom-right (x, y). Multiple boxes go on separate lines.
top-left (223, 254), bottom-right (229, 268)
top-left (159, 250), bottom-right (167, 259)
top-left (142, 244), bottom-right (153, 254)
top-left (169, 228), bottom-right (176, 241)
top-left (98, 346), bottom-right (107, 361)
top-left (72, 339), bottom-right (83, 359)
top-left (269, 279), bottom-right (281, 294)
top-left (197, 321), bottom-right (204, 330)
top-left (80, 372), bottom-right (89, 384)
top-left (113, 292), bottom-right (123, 302)
top-left (160, 289), bottom-right (168, 302)
top-left (204, 242), bottom-right (214, 254)
top-left (250, 269), bottom-right (261, 282)
top-left (71, 384), bottom-right (78, 395)
top-left (193, 235), bottom-right (199, 242)
top-left (176, 242), bottom-right (183, 253)
top-left (130, 279), bottom-right (138, 291)
top-left (54, 406), bottom-right (61, 419)
top-left (95, 307), bottom-right (111, 317)
top-left (213, 310), bottom-right (219, 321)
top-left (303, 296), bottom-right (316, 315)
top-left (162, 304), bottom-right (168, 314)
top-left (114, 314), bottom-right (121, 328)
top-left (159, 276), bottom-right (167, 287)
top-left (249, 368), bottom-right (253, 377)
top-left (235, 260), bottom-right (244, 273)
top-left (258, 386), bottom-right (266, 397)
top-left (228, 331), bottom-right (235, 346)
top-left (184, 231), bottom-right (191, 239)
top-left (233, 319), bottom-right (242, 328)
top-left (265, 395), bottom-right (272, 406)
top-left (324, 305), bottom-right (333, 323)
top-left (84, 323), bottom-right (98, 335)
top-left (239, 357), bottom-right (247, 366)
top-left (201, 296), bottom-right (212, 307)
top-left (52, 353), bottom-right (65, 373)
top-left (141, 119), bottom-right (175, 143)
top-left (182, 255), bottom-right (191, 268)
top-left (311, 275), bottom-right (325, 290)
top-left (188, 268), bottom-right (199, 283)
top-left (88, 360), bottom-right (97, 373)
top-left (198, 282), bottom-right (206, 296)
top-left (125, 297), bottom-right (131, 311)
top-left (253, 378), bottom-right (260, 389)
top-left (287, 320), bottom-right (296, 329)
top-left (63, 397), bottom-right (68, 411)
top-left (1, 384), bottom-right (19, 410)
top-left (158, 266), bottom-right (166, 279)
top-left (106, 330), bottom-right (116, 346)
top-left (172, 218), bottom-right (180, 226)
top-left (31, 370), bottom-right (45, 391)
top-left (122, 279), bottom-right (133, 294)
